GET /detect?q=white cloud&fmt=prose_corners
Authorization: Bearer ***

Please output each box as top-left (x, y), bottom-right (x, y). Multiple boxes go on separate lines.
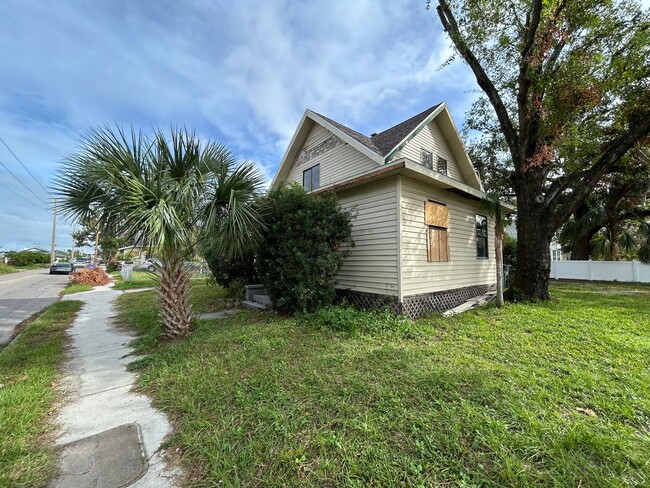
top-left (0, 0), bottom-right (478, 248)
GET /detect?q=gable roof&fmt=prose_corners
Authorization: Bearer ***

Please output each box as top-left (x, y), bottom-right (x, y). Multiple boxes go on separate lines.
top-left (314, 112), bottom-right (382, 155)
top-left (271, 102), bottom-right (483, 190)
top-left (370, 104), bottom-right (441, 157)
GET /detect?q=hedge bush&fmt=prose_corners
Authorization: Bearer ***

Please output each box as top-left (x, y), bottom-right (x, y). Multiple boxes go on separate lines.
top-left (70, 267), bottom-right (111, 286)
top-left (7, 251), bottom-right (50, 266)
top-left (256, 183), bottom-right (353, 314)
top-left (202, 245), bottom-right (258, 291)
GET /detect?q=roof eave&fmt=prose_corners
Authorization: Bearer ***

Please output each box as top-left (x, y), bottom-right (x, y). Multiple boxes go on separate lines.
top-left (313, 157), bottom-right (516, 213)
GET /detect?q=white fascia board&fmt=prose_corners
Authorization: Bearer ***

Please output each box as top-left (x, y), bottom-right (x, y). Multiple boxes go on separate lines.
top-left (307, 111), bottom-right (384, 165)
top-left (270, 110), bottom-right (311, 189)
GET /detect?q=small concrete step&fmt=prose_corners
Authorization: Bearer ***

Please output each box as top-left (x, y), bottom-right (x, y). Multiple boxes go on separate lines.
top-left (242, 300), bottom-right (268, 311)
top-left (252, 294), bottom-right (271, 306)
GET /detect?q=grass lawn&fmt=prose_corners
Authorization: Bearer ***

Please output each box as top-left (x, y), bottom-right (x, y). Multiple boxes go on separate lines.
top-left (0, 264), bottom-right (49, 275)
top-left (60, 283), bottom-right (93, 295)
top-left (111, 271), bottom-right (158, 290)
top-left (117, 283), bottom-right (650, 487)
top-left (0, 300), bottom-right (82, 488)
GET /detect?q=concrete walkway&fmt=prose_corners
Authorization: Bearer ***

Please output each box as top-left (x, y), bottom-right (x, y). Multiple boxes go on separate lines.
top-left (53, 285), bottom-right (182, 487)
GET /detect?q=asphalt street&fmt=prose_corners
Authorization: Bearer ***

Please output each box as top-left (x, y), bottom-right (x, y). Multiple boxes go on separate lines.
top-left (0, 267), bottom-right (69, 345)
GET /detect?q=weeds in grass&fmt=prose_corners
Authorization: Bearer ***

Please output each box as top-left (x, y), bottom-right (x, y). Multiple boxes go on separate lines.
top-left (118, 284), bottom-right (650, 487)
top-left (0, 301), bottom-right (82, 488)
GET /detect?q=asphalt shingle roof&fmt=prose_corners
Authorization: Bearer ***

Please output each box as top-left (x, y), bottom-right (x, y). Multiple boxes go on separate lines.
top-left (371, 104), bottom-right (441, 157)
top-left (314, 103), bottom-right (441, 158)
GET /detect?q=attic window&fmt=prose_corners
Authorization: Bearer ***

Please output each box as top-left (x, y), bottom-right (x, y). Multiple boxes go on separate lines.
top-left (303, 164), bottom-right (320, 191)
top-left (437, 157), bottom-right (448, 176)
top-left (420, 149), bottom-right (433, 170)
top-left (425, 201), bottom-right (450, 262)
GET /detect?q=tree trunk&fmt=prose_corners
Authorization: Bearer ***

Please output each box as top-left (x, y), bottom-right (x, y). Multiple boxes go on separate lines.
top-left (570, 232), bottom-right (593, 260)
top-left (158, 252), bottom-right (193, 338)
top-left (510, 173), bottom-right (553, 300)
top-left (93, 230), bottom-right (100, 264)
top-left (495, 228), bottom-right (504, 308)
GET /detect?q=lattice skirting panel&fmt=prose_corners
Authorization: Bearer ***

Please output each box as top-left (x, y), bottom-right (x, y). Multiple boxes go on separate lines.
top-left (337, 284), bottom-right (495, 319)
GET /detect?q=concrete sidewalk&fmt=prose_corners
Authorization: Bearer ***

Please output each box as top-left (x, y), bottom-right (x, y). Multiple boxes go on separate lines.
top-left (52, 284), bottom-right (182, 487)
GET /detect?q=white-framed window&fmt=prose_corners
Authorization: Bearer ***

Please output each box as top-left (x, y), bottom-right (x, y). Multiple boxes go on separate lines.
top-left (303, 164), bottom-right (320, 191)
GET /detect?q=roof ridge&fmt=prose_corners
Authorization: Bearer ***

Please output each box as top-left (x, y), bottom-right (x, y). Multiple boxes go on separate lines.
top-left (369, 103), bottom-right (441, 157)
top-left (312, 103), bottom-right (442, 158)
top-left (312, 111), bottom-right (382, 155)
top-left (374, 104), bottom-right (441, 137)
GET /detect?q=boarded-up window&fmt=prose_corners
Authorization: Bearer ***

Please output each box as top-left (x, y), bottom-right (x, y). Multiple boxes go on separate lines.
top-left (425, 201), bottom-right (450, 228)
top-left (425, 201), bottom-right (449, 262)
top-left (428, 227), bottom-right (449, 262)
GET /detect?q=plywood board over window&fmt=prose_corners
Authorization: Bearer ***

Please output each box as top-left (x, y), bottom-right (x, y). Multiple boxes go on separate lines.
top-left (425, 201), bottom-right (450, 262)
top-left (425, 201), bottom-right (450, 228)
top-left (428, 227), bottom-right (449, 262)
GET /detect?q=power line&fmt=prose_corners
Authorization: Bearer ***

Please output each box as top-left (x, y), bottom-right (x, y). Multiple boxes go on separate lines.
top-left (0, 157), bottom-right (51, 207)
top-left (0, 135), bottom-right (51, 196)
top-left (0, 179), bottom-right (50, 213)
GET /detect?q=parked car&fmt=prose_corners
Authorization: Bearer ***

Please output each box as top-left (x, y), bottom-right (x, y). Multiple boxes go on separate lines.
top-left (49, 262), bottom-right (74, 275)
top-left (141, 258), bottom-right (161, 272)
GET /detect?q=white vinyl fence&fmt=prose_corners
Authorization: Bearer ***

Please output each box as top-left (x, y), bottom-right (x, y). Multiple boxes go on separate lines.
top-left (551, 260), bottom-right (650, 283)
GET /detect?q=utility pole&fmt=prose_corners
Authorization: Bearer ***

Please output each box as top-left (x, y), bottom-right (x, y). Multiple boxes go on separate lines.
top-left (50, 198), bottom-right (57, 263)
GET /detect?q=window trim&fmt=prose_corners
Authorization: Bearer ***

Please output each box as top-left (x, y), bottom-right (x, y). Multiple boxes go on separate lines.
top-left (302, 164), bottom-right (320, 191)
top-left (476, 214), bottom-right (489, 259)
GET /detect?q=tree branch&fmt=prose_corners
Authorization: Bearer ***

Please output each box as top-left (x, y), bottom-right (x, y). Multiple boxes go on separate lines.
top-left (548, 112), bottom-right (650, 230)
top-left (436, 0), bottom-right (519, 158)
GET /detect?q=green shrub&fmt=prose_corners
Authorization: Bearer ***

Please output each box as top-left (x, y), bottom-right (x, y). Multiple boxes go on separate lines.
top-left (7, 251), bottom-right (50, 266)
top-left (202, 244), bottom-right (258, 289)
top-left (304, 305), bottom-right (422, 337)
top-left (256, 184), bottom-right (354, 314)
top-left (106, 261), bottom-right (119, 273)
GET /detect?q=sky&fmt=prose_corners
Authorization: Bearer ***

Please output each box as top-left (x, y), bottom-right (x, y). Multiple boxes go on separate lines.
top-left (0, 0), bottom-right (481, 252)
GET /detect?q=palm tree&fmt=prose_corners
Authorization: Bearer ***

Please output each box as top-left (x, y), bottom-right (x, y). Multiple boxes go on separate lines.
top-left (54, 126), bottom-right (265, 338)
top-left (481, 192), bottom-right (508, 308)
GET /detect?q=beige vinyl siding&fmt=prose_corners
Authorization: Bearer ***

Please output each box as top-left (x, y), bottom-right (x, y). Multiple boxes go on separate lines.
top-left (395, 119), bottom-right (463, 182)
top-left (336, 178), bottom-right (399, 296)
top-left (400, 176), bottom-right (496, 296)
top-left (286, 124), bottom-right (379, 188)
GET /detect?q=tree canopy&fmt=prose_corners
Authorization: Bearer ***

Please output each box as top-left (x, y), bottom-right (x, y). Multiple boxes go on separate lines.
top-left (55, 126), bottom-right (264, 337)
top-left (434, 0), bottom-right (650, 298)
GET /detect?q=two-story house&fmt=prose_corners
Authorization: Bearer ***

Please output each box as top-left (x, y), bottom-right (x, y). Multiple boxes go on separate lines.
top-left (271, 103), bottom-right (514, 317)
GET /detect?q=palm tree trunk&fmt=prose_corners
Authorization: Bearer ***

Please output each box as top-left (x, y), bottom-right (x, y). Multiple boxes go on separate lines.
top-left (495, 228), bottom-right (504, 308)
top-left (93, 229), bottom-right (100, 263)
top-left (159, 252), bottom-right (193, 338)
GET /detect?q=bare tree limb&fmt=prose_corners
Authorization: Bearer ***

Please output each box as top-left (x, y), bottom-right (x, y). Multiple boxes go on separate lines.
top-left (436, 0), bottom-right (520, 160)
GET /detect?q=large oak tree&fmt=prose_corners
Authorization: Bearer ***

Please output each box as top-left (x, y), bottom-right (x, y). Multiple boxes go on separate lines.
top-left (434, 0), bottom-right (650, 299)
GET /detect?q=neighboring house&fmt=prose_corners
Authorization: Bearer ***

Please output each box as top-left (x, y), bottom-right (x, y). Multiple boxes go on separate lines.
top-left (21, 247), bottom-right (48, 253)
top-left (271, 103), bottom-right (515, 317)
top-left (117, 245), bottom-right (148, 266)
